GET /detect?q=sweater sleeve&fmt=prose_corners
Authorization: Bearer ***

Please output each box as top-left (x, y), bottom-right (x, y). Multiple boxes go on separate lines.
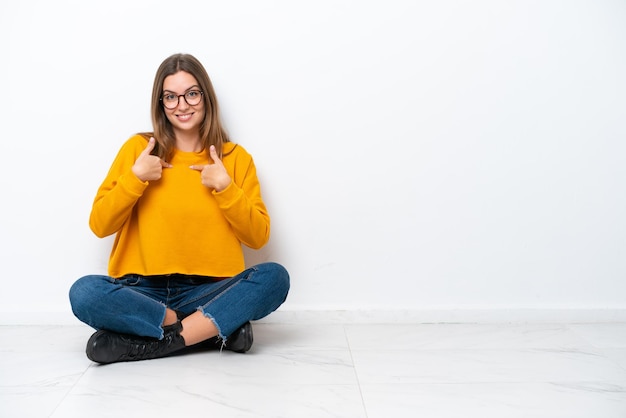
top-left (89, 137), bottom-right (149, 238)
top-left (213, 150), bottom-right (270, 249)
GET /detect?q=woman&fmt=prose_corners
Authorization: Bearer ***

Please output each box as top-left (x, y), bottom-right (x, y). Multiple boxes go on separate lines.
top-left (69, 53), bottom-right (290, 364)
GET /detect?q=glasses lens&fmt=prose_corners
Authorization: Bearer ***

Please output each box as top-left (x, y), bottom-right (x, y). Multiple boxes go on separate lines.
top-left (162, 93), bottom-right (179, 109)
top-left (185, 90), bottom-right (202, 106)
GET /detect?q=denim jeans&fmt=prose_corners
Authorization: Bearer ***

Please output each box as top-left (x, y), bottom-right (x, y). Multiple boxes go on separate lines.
top-left (69, 262), bottom-right (290, 341)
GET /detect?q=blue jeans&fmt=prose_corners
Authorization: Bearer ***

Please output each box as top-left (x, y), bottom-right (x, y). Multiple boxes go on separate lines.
top-left (69, 262), bottom-right (289, 340)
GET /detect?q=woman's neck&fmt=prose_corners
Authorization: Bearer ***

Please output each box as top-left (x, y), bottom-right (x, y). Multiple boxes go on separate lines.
top-left (175, 132), bottom-right (202, 152)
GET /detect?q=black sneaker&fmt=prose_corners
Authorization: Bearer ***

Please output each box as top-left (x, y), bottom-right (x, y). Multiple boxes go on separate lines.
top-left (224, 322), bottom-right (253, 353)
top-left (86, 322), bottom-right (186, 364)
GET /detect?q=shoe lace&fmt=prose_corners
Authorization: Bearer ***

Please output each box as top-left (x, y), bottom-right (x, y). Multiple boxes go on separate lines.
top-left (124, 336), bottom-right (166, 360)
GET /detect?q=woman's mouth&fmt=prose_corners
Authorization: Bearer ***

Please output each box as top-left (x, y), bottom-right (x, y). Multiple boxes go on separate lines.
top-left (176, 113), bottom-right (193, 121)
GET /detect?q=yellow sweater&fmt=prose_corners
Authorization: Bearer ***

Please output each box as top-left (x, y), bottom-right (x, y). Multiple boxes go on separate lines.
top-left (89, 135), bottom-right (270, 278)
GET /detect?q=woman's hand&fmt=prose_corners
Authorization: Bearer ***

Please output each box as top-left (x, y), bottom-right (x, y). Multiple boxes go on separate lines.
top-left (190, 145), bottom-right (232, 192)
top-left (132, 137), bottom-right (172, 182)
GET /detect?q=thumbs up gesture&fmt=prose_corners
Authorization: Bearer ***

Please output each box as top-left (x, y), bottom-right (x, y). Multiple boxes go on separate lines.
top-left (190, 145), bottom-right (231, 192)
top-left (132, 137), bottom-right (172, 182)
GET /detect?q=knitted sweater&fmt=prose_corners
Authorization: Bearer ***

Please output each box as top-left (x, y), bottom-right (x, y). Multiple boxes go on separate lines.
top-left (89, 134), bottom-right (270, 278)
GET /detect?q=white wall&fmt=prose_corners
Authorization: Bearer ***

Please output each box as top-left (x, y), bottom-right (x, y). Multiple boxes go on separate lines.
top-left (1, 0), bottom-right (625, 324)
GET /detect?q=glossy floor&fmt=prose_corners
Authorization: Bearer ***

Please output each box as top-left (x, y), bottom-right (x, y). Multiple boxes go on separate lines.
top-left (1, 322), bottom-right (626, 417)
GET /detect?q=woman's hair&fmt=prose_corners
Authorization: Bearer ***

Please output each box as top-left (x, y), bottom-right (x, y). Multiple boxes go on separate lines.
top-left (142, 53), bottom-right (230, 162)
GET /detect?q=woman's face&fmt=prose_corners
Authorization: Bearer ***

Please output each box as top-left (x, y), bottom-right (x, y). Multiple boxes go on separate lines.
top-left (161, 71), bottom-right (205, 136)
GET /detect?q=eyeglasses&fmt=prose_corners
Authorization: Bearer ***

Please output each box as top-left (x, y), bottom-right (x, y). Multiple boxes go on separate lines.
top-left (160, 90), bottom-right (203, 109)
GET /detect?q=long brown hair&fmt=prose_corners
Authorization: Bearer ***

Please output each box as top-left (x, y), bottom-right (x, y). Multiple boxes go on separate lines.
top-left (141, 53), bottom-right (230, 162)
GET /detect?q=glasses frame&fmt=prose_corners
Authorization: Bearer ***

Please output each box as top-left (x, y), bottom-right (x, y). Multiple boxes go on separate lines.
top-left (160, 90), bottom-right (204, 109)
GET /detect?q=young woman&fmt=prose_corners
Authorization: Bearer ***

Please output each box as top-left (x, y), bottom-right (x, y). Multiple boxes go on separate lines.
top-left (69, 53), bottom-right (290, 364)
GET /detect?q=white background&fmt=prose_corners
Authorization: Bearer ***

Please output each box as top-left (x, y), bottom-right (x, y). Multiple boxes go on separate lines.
top-left (1, 0), bottom-right (625, 322)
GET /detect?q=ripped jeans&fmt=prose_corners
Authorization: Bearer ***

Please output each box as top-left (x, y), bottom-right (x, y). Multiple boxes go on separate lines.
top-left (69, 262), bottom-right (290, 341)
